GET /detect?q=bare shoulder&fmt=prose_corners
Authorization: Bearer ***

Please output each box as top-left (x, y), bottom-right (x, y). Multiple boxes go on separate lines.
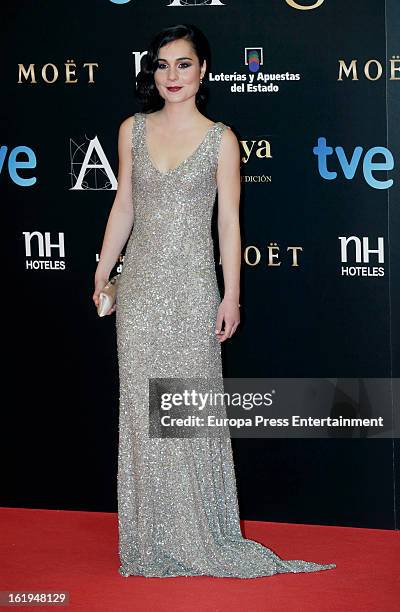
top-left (117, 116), bottom-right (136, 167)
top-left (219, 123), bottom-right (240, 152)
top-left (216, 123), bottom-right (240, 176)
top-left (119, 115), bottom-right (135, 136)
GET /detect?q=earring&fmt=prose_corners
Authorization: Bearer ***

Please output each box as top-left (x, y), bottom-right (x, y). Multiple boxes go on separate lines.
top-left (200, 78), bottom-right (203, 84)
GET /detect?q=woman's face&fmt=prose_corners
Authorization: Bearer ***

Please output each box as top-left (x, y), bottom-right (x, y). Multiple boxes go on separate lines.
top-left (153, 38), bottom-right (206, 104)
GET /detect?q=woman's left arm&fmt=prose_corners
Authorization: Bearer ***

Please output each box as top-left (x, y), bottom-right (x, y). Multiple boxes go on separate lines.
top-left (215, 126), bottom-right (242, 343)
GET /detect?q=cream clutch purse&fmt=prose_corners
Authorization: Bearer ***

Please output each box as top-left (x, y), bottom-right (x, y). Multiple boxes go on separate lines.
top-left (97, 274), bottom-right (121, 317)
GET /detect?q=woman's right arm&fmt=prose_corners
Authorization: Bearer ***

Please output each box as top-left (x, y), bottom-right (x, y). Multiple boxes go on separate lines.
top-left (92, 116), bottom-right (135, 311)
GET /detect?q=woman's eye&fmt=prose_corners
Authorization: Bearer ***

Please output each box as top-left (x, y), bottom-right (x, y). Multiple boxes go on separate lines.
top-left (156, 62), bottom-right (191, 70)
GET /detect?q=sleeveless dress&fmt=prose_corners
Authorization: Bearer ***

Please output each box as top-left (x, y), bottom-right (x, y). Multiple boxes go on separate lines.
top-left (115, 111), bottom-right (336, 578)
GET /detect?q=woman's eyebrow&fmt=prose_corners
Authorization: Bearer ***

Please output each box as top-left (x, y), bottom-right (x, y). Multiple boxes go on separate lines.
top-left (156, 56), bottom-right (193, 62)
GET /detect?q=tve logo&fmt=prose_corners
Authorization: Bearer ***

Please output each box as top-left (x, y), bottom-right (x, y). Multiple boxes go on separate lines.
top-left (0, 145), bottom-right (37, 186)
top-left (313, 137), bottom-right (394, 189)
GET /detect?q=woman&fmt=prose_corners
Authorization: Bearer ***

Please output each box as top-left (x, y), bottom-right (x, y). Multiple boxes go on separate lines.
top-left (93, 23), bottom-right (336, 578)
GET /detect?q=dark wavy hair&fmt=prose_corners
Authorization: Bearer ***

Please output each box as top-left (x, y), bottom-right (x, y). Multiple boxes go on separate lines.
top-left (135, 24), bottom-right (211, 114)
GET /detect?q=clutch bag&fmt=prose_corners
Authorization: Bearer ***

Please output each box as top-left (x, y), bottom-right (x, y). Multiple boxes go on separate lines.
top-left (97, 274), bottom-right (121, 317)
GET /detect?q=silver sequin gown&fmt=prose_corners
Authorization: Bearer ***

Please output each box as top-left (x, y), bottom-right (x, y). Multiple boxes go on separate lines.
top-left (115, 111), bottom-right (336, 578)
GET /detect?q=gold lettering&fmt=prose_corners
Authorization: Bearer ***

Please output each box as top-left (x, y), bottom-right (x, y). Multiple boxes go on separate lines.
top-left (338, 59), bottom-right (358, 81)
top-left (285, 0), bottom-right (325, 10)
top-left (244, 246), bottom-right (261, 266)
top-left (364, 59), bottom-right (382, 81)
top-left (83, 62), bottom-right (99, 83)
top-left (17, 64), bottom-right (36, 83)
top-left (42, 63), bottom-right (58, 84)
top-left (65, 60), bottom-right (78, 84)
top-left (268, 243), bottom-right (281, 267)
top-left (389, 56), bottom-right (400, 80)
top-left (256, 140), bottom-right (272, 160)
top-left (287, 246), bottom-right (303, 266)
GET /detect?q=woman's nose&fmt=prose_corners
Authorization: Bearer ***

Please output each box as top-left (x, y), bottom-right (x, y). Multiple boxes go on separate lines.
top-left (167, 68), bottom-right (179, 81)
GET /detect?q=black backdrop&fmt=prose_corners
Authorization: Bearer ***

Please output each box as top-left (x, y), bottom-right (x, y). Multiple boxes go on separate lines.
top-left (2, 0), bottom-right (399, 530)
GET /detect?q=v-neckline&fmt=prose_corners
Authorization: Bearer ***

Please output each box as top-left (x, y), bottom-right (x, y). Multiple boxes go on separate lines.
top-left (141, 112), bottom-right (219, 176)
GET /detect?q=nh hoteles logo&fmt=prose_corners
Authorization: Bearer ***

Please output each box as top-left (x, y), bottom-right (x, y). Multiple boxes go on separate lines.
top-left (22, 231), bottom-right (66, 271)
top-left (338, 236), bottom-right (385, 278)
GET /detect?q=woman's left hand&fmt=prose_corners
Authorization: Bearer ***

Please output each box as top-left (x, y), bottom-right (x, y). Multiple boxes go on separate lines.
top-left (215, 297), bottom-right (241, 343)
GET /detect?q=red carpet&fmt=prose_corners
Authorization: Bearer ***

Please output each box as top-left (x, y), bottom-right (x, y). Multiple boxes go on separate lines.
top-left (1, 507), bottom-right (398, 611)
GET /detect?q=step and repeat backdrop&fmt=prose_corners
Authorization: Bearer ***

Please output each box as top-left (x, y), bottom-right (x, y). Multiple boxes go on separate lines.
top-left (3, 0), bottom-right (399, 529)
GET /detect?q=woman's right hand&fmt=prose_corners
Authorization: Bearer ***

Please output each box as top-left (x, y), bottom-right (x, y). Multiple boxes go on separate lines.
top-left (92, 277), bottom-right (116, 316)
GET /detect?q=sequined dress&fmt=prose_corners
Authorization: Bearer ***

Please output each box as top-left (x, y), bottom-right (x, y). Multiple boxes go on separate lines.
top-left (115, 111), bottom-right (336, 578)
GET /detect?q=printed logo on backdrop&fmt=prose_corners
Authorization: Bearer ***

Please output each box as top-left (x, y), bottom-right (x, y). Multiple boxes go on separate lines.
top-left (221, 243), bottom-right (304, 270)
top-left (17, 62), bottom-right (99, 84)
top-left (338, 58), bottom-right (400, 81)
top-left (109, 0), bottom-right (227, 4)
top-left (209, 46), bottom-right (301, 95)
top-left (109, 0), bottom-right (326, 6)
top-left (167, 0), bottom-right (325, 7)
top-left (167, 0), bottom-right (225, 5)
top-left (22, 232), bottom-right (66, 271)
top-left (245, 48), bottom-right (263, 73)
top-left (239, 130), bottom-right (272, 182)
top-left (338, 236), bottom-right (384, 278)
top-left (70, 137), bottom-right (117, 190)
top-left (313, 137), bottom-right (394, 190)
top-left (0, 144), bottom-right (36, 186)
